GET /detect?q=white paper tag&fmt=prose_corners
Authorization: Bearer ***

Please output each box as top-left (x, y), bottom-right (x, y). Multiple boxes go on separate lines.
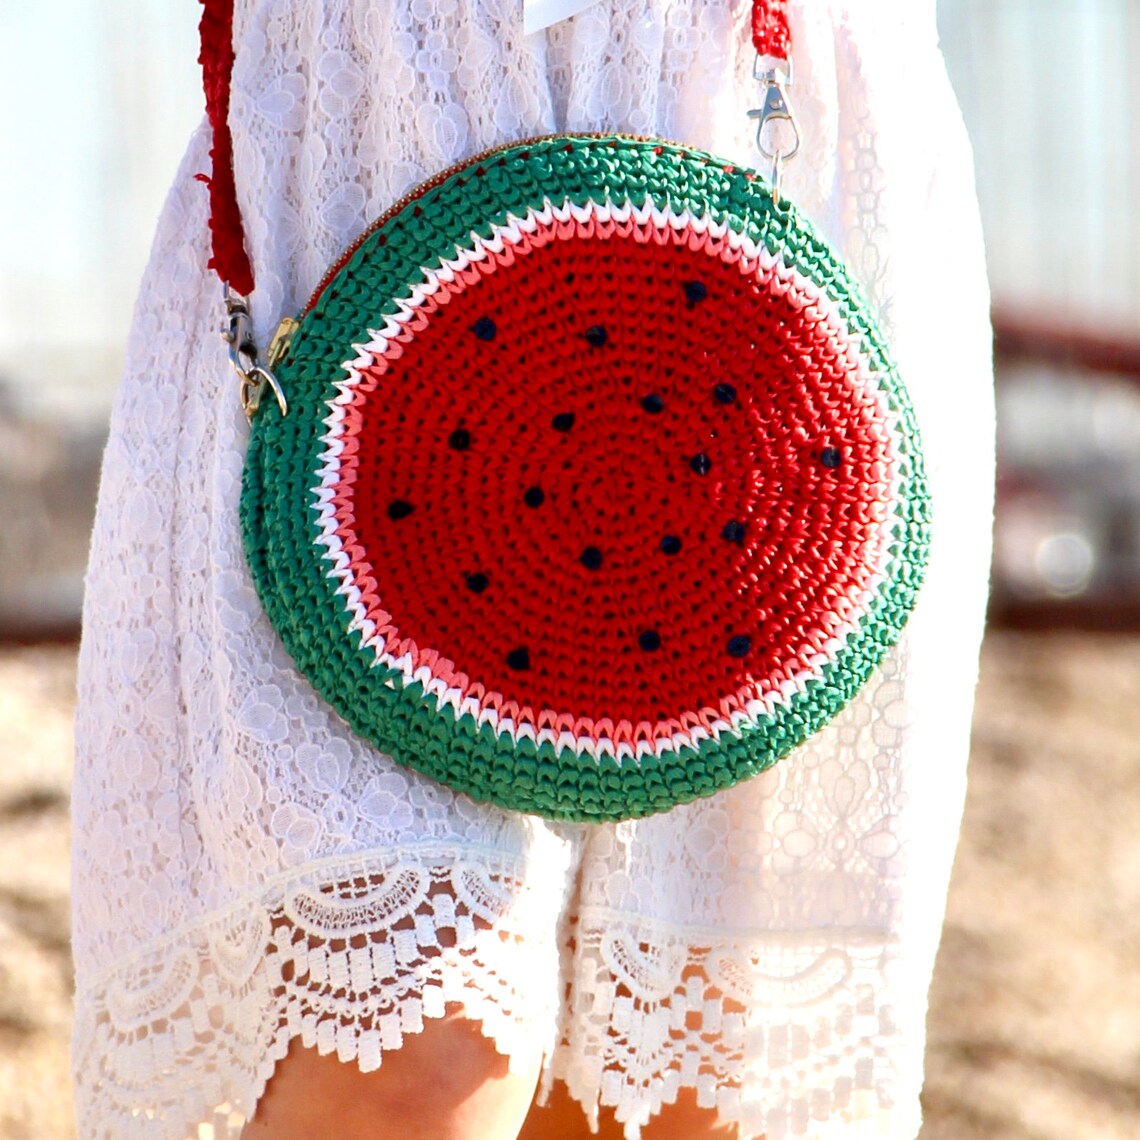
top-left (524, 0), bottom-right (602, 34)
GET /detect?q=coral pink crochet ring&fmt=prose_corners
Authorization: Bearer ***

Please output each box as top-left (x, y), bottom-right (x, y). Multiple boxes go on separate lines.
top-left (208, 1), bottom-right (931, 821)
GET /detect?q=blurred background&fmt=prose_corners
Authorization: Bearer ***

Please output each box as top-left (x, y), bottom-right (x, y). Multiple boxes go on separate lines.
top-left (0, 1), bottom-right (1137, 1137)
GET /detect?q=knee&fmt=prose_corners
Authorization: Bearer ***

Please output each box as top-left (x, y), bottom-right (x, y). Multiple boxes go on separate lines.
top-left (639, 1089), bottom-right (740, 1139)
top-left (522, 1080), bottom-right (739, 1140)
top-left (243, 1007), bottom-right (541, 1140)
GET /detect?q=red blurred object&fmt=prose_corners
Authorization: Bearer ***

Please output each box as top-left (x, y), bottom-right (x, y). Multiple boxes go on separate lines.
top-left (994, 307), bottom-right (1140, 380)
top-left (990, 307), bottom-right (1140, 630)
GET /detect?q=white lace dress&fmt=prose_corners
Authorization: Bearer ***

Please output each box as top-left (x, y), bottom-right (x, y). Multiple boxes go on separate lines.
top-left (71, 2), bottom-right (993, 1138)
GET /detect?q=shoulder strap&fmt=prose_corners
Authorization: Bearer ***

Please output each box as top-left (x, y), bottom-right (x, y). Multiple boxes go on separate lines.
top-left (751, 0), bottom-right (791, 59)
top-left (198, 0), bottom-right (791, 295)
top-left (198, 0), bottom-right (254, 294)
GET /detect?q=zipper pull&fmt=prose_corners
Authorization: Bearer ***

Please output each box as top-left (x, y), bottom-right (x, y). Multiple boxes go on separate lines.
top-left (267, 316), bottom-right (300, 371)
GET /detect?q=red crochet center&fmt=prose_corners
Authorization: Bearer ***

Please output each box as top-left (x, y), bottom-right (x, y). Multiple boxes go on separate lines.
top-left (330, 212), bottom-right (894, 730)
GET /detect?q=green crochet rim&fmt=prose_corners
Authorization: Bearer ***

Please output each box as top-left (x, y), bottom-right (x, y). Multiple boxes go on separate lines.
top-left (241, 134), bottom-right (930, 822)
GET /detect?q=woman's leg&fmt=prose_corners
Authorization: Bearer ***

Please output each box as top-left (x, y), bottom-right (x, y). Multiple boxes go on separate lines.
top-left (518, 1077), bottom-right (740, 1140)
top-left (241, 1004), bottom-right (543, 1140)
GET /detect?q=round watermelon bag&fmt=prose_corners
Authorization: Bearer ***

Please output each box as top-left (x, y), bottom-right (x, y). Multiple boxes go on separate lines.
top-left (211, 2), bottom-right (930, 822)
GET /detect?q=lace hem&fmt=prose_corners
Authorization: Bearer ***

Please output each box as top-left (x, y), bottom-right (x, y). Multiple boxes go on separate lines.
top-left (547, 913), bottom-right (919, 1140)
top-left (72, 847), bottom-right (920, 1140)
top-left (72, 845), bottom-right (565, 1140)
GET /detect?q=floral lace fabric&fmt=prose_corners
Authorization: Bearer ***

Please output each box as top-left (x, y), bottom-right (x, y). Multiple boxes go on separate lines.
top-left (71, 1), bottom-right (993, 1138)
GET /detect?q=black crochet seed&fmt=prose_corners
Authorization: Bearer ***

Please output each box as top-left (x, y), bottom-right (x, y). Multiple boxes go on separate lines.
top-left (722, 520), bottom-right (746, 544)
top-left (506, 647), bottom-right (530, 670)
top-left (690, 453), bottom-right (712, 476)
top-left (387, 499), bottom-right (414, 520)
top-left (472, 316), bottom-right (497, 341)
top-left (727, 634), bottom-right (752, 658)
top-left (449, 428), bottom-right (471, 450)
top-left (581, 546), bottom-right (603, 570)
top-left (683, 280), bottom-right (708, 305)
top-left (638, 629), bottom-right (661, 652)
top-left (523, 486), bottom-right (545, 508)
top-left (552, 412), bottom-right (576, 432)
top-left (465, 572), bottom-right (489, 593)
top-left (714, 383), bottom-right (737, 405)
top-left (641, 393), bottom-right (664, 414)
top-left (585, 325), bottom-right (608, 347)
top-left (660, 535), bottom-right (682, 555)
top-left (821, 447), bottom-right (843, 469)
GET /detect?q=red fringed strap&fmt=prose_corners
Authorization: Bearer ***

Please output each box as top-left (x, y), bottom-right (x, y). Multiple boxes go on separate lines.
top-left (196, 0), bottom-right (791, 295)
top-left (198, 0), bottom-right (254, 295)
top-left (751, 0), bottom-right (791, 60)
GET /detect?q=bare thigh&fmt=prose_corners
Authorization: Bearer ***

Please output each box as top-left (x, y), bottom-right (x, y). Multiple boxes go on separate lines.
top-left (241, 1005), bottom-right (542, 1140)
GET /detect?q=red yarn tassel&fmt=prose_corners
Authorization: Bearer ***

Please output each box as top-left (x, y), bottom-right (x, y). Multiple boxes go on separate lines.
top-left (198, 0), bottom-right (254, 294)
top-left (751, 0), bottom-right (791, 60)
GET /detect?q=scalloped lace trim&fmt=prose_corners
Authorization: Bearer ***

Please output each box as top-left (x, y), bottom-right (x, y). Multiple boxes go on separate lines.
top-left (72, 849), bottom-right (917, 1140)
top-left (548, 914), bottom-right (919, 1139)
top-left (73, 849), bottom-right (564, 1140)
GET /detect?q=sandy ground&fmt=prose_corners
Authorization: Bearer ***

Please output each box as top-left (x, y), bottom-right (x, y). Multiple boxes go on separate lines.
top-left (0, 632), bottom-right (1137, 1139)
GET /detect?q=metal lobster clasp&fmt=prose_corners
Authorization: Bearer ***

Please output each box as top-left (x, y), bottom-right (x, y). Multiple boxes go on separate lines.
top-left (222, 287), bottom-right (288, 421)
top-left (747, 55), bottom-right (801, 203)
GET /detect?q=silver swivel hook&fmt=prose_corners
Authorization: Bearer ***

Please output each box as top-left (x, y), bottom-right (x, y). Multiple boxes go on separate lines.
top-left (747, 55), bottom-right (801, 204)
top-left (222, 286), bottom-right (288, 421)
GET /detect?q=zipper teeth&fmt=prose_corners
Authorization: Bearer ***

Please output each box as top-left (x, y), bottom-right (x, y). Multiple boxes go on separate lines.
top-left (298, 132), bottom-right (669, 319)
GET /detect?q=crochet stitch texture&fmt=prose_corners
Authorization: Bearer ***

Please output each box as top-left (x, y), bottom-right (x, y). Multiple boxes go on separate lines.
top-left (242, 135), bottom-right (929, 821)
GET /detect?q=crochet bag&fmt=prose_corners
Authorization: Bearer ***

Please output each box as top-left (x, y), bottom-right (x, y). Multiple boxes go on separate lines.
top-left (203, 0), bottom-right (930, 822)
